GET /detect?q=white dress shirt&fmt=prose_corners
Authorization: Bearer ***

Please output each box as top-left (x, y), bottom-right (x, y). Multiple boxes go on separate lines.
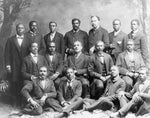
top-left (50, 32), bottom-right (56, 41)
top-left (16, 34), bottom-right (24, 46)
top-left (30, 53), bottom-right (38, 63)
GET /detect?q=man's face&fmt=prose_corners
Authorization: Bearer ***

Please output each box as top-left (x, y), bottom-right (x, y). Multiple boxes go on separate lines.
top-left (30, 22), bottom-right (38, 33)
top-left (39, 67), bottom-right (47, 80)
top-left (48, 42), bottom-right (56, 53)
top-left (139, 69), bottom-right (147, 82)
top-left (66, 68), bottom-right (75, 81)
top-left (91, 16), bottom-right (100, 29)
top-left (95, 42), bottom-right (104, 52)
top-left (74, 41), bottom-right (82, 53)
top-left (111, 67), bottom-right (119, 77)
top-left (30, 43), bottom-right (38, 54)
top-left (113, 20), bottom-right (121, 32)
top-left (49, 23), bottom-right (57, 33)
top-left (16, 24), bottom-right (25, 36)
top-left (131, 21), bottom-right (139, 31)
top-left (72, 20), bottom-right (80, 31)
top-left (127, 41), bottom-right (134, 52)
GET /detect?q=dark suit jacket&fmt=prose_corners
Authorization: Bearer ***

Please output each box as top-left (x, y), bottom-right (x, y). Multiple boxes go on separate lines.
top-left (88, 27), bottom-right (109, 50)
top-left (122, 31), bottom-right (149, 65)
top-left (103, 76), bottom-right (126, 97)
top-left (64, 30), bottom-right (88, 54)
top-left (21, 78), bottom-right (56, 100)
top-left (88, 52), bottom-right (114, 78)
top-left (4, 35), bottom-right (31, 81)
top-left (58, 79), bottom-right (82, 102)
top-left (44, 52), bottom-right (63, 76)
top-left (44, 32), bottom-right (64, 54)
top-left (21, 54), bottom-right (47, 81)
top-left (109, 31), bottom-right (126, 57)
top-left (25, 31), bottom-right (45, 54)
top-left (116, 51), bottom-right (145, 75)
top-left (65, 53), bottom-right (89, 75)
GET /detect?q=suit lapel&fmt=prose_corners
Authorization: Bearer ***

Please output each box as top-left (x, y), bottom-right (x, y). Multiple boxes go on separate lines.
top-left (13, 36), bottom-right (21, 52)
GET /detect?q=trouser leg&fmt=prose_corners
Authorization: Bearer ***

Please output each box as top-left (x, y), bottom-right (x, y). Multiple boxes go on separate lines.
top-left (122, 76), bottom-right (133, 92)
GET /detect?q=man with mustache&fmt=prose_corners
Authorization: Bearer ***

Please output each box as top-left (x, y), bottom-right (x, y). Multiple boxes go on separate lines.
top-left (21, 66), bottom-right (62, 115)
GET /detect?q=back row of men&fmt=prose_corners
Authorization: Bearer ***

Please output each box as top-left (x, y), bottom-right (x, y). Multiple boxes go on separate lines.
top-left (4, 16), bottom-right (150, 116)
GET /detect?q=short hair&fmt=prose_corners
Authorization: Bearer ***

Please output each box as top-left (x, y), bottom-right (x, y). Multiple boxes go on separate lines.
top-left (30, 42), bottom-right (38, 48)
top-left (138, 67), bottom-right (148, 74)
top-left (29, 21), bottom-right (37, 27)
top-left (47, 41), bottom-right (56, 47)
top-left (72, 18), bottom-right (81, 24)
top-left (74, 40), bottom-right (83, 47)
top-left (39, 66), bottom-right (47, 71)
top-left (131, 19), bottom-right (140, 26)
top-left (49, 21), bottom-right (57, 26)
top-left (126, 39), bottom-right (134, 44)
top-left (95, 40), bottom-right (104, 46)
top-left (91, 16), bottom-right (100, 21)
top-left (112, 19), bottom-right (121, 25)
top-left (16, 23), bottom-right (24, 29)
top-left (111, 65), bottom-right (119, 71)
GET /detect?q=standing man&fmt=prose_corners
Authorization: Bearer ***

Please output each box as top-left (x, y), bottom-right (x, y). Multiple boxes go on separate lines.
top-left (25, 21), bottom-right (45, 54)
top-left (116, 39), bottom-right (145, 92)
top-left (21, 66), bottom-right (62, 115)
top-left (55, 67), bottom-right (83, 118)
top-left (44, 42), bottom-right (63, 89)
top-left (88, 41), bottom-right (114, 99)
top-left (65, 41), bottom-right (90, 98)
top-left (22, 43), bottom-right (47, 83)
top-left (88, 16), bottom-right (109, 55)
top-left (122, 19), bottom-right (149, 67)
top-left (64, 18), bottom-right (88, 57)
top-left (4, 23), bottom-right (31, 106)
top-left (44, 21), bottom-right (64, 54)
top-left (109, 19), bottom-right (126, 62)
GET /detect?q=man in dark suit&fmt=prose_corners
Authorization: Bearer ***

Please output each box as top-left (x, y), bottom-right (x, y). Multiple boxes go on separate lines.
top-left (122, 19), bottom-right (149, 68)
top-left (21, 42), bottom-right (47, 83)
top-left (84, 66), bottom-right (125, 111)
top-left (21, 66), bottom-right (62, 115)
top-left (111, 67), bottom-right (150, 117)
top-left (55, 67), bottom-right (83, 118)
top-left (88, 41), bottom-right (114, 99)
top-left (88, 16), bottom-right (109, 55)
top-left (44, 21), bottom-right (64, 55)
top-left (64, 18), bottom-right (88, 57)
top-left (116, 39), bottom-right (145, 92)
top-left (44, 42), bottom-right (63, 89)
top-left (25, 21), bottom-right (45, 54)
top-left (65, 41), bottom-right (90, 98)
top-left (4, 23), bottom-right (31, 106)
top-left (109, 19), bottom-right (126, 62)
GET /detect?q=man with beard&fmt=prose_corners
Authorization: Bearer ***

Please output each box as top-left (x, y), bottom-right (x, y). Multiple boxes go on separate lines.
top-left (5, 23), bottom-right (31, 107)
top-left (116, 39), bottom-right (145, 92)
top-left (65, 41), bottom-right (90, 98)
top-left (44, 42), bottom-right (63, 89)
top-left (21, 66), bottom-right (62, 115)
top-left (21, 42), bottom-right (47, 84)
top-left (25, 21), bottom-right (45, 54)
top-left (44, 21), bottom-right (64, 55)
top-left (109, 19), bottom-right (126, 62)
top-left (88, 16), bottom-right (109, 55)
top-left (88, 41), bottom-right (114, 99)
top-left (64, 18), bottom-right (88, 57)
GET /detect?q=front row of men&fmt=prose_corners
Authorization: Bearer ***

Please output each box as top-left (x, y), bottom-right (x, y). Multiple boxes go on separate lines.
top-left (3, 38), bottom-right (148, 117)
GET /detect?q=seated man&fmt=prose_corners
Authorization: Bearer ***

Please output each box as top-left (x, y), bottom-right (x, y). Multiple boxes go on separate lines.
top-left (55, 67), bottom-right (83, 118)
top-left (88, 41), bottom-right (114, 99)
top-left (84, 66), bottom-right (125, 111)
top-left (116, 39), bottom-right (145, 92)
top-left (111, 67), bottom-right (150, 117)
top-left (65, 40), bottom-right (90, 98)
top-left (21, 66), bottom-right (62, 115)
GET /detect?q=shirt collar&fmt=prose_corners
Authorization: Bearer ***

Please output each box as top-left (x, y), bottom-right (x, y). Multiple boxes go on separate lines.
top-left (16, 34), bottom-right (24, 39)
top-left (132, 29), bottom-right (139, 34)
top-left (50, 31), bottom-right (56, 35)
top-left (72, 29), bottom-right (80, 33)
top-left (30, 53), bottom-right (38, 57)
